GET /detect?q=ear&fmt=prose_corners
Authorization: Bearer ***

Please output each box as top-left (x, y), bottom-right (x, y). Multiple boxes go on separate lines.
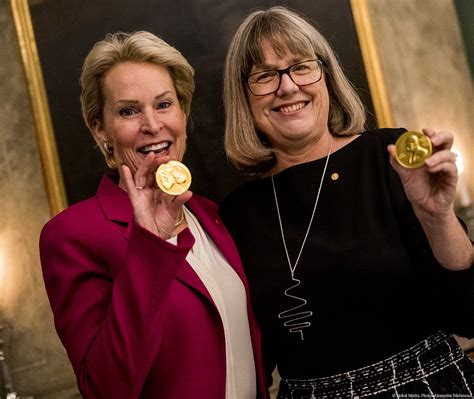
top-left (92, 119), bottom-right (108, 146)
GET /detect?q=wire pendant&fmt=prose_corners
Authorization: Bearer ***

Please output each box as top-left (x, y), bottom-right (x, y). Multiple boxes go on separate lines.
top-left (272, 138), bottom-right (333, 340)
top-left (278, 276), bottom-right (313, 340)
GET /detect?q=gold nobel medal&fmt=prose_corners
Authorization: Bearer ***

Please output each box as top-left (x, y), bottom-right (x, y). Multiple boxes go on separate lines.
top-left (395, 131), bottom-right (432, 169)
top-left (155, 160), bottom-right (192, 195)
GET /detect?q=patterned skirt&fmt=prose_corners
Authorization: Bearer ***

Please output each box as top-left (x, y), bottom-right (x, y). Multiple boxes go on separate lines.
top-left (278, 331), bottom-right (474, 398)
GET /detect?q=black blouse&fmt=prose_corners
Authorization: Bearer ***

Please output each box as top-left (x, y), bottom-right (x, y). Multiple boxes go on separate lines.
top-left (220, 128), bottom-right (473, 382)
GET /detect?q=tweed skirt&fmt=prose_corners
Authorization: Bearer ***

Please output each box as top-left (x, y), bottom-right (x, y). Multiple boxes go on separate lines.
top-left (278, 331), bottom-right (474, 399)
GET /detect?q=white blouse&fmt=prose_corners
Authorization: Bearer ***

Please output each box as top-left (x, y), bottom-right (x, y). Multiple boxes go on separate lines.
top-left (169, 207), bottom-right (256, 398)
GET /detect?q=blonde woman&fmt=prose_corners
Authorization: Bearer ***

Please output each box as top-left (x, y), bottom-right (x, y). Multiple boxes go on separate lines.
top-left (40, 31), bottom-right (269, 399)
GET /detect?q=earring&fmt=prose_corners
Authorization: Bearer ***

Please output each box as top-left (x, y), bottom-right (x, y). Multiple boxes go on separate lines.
top-left (103, 141), bottom-right (113, 154)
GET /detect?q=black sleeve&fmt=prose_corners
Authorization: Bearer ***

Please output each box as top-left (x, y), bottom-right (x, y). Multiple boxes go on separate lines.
top-left (381, 129), bottom-right (474, 339)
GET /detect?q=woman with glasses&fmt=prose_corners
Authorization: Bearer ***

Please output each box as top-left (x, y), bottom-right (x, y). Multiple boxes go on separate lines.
top-left (220, 6), bottom-right (473, 398)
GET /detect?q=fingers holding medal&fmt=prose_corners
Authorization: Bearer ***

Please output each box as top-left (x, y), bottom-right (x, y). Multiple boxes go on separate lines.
top-left (395, 131), bottom-right (432, 169)
top-left (155, 160), bottom-right (192, 195)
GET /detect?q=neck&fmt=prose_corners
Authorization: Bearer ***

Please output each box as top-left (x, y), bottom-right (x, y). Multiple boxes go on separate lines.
top-left (173, 221), bottom-right (188, 236)
top-left (270, 132), bottom-right (334, 175)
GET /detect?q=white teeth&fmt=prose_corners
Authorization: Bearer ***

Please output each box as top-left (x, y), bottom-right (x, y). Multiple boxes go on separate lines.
top-left (140, 142), bottom-right (170, 153)
top-left (278, 102), bottom-right (305, 113)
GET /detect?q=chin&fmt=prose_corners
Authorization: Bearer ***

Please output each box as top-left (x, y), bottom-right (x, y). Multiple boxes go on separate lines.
top-left (282, 126), bottom-right (314, 138)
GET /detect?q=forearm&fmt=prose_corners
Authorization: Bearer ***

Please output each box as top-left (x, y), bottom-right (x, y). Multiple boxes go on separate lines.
top-left (415, 209), bottom-right (473, 270)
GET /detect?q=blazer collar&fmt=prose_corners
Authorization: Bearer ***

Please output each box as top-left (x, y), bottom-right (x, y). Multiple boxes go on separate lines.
top-left (96, 174), bottom-right (133, 224)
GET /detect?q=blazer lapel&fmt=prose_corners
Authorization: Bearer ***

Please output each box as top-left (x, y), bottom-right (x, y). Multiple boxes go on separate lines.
top-left (96, 174), bottom-right (133, 230)
top-left (174, 238), bottom-right (214, 305)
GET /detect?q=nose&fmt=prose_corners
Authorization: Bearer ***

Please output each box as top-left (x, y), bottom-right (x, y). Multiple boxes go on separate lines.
top-left (140, 108), bottom-right (163, 135)
top-left (276, 72), bottom-right (299, 96)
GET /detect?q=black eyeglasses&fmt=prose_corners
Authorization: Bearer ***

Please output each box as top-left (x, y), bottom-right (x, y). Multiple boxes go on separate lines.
top-left (246, 59), bottom-right (324, 96)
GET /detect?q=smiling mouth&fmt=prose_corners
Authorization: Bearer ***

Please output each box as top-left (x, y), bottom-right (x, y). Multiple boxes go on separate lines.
top-left (138, 141), bottom-right (171, 155)
top-left (273, 101), bottom-right (308, 114)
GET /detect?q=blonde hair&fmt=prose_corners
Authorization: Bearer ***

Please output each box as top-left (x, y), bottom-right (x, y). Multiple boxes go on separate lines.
top-left (80, 31), bottom-right (195, 168)
top-left (223, 6), bottom-right (367, 175)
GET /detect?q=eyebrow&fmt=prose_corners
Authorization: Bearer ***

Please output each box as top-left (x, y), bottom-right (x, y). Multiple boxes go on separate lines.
top-left (253, 57), bottom-right (308, 71)
top-left (114, 91), bottom-right (175, 106)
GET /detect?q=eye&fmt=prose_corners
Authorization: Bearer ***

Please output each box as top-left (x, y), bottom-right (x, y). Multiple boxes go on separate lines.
top-left (250, 71), bottom-right (278, 84)
top-left (291, 63), bottom-right (311, 74)
top-left (157, 101), bottom-right (172, 109)
top-left (119, 107), bottom-right (137, 117)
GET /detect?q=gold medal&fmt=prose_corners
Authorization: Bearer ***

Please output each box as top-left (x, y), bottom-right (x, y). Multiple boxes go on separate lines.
top-left (155, 160), bottom-right (192, 195)
top-left (395, 131), bottom-right (432, 169)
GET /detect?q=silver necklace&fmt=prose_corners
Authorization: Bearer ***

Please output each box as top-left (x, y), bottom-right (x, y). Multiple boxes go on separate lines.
top-left (271, 139), bottom-right (333, 340)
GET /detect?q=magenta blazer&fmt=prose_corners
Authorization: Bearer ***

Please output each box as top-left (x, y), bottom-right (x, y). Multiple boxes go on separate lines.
top-left (40, 175), bottom-right (269, 399)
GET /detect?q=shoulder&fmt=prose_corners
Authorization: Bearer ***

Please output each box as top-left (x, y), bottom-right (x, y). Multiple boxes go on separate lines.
top-left (358, 127), bottom-right (406, 146)
top-left (221, 179), bottom-right (262, 207)
top-left (219, 178), bottom-right (267, 224)
top-left (343, 128), bottom-right (407, 167)
top-left (360, 129), bottom-right (413, 212)
top-left (40, 196), bottom-right (103, 244)
top-left (41, 174), bottom-right (127, 240)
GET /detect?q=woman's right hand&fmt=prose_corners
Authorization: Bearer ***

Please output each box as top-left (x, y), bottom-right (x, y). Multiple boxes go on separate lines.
top-left (120, 152), bottom-right (192, 239)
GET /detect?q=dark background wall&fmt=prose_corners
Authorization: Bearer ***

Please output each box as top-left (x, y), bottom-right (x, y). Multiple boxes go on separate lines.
top-left (454, 0), bottom-right (474, 77)
top-left (30, 0), bottom-right (375, 205)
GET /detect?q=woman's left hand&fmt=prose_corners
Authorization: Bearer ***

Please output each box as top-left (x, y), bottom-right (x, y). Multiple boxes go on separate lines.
top-left (387, 128), bottom-right (458, 219)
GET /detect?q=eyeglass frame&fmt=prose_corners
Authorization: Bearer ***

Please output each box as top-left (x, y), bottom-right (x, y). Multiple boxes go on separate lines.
top-left (245, 59), bottom-right (324, 96)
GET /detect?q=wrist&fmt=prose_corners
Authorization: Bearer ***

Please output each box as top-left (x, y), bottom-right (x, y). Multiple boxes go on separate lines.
top-left (135, 218), bottom-right (168, 239)
top-left (412, 205), bottom-right (455, 228)
top-left (414, 208), bottom-right (472, 270)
